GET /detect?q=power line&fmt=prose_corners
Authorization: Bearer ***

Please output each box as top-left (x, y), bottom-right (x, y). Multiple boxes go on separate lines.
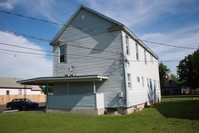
top-left (0, 28), bottom-right (51, 42)
top-left (1, 9), bottom-right (198, 50)
top-left (0, 10), bottom-right (63, 26)
top-left (141, 39), bottom-right (197, 50)
top-left (0, 42), bottom-right (121, 60)
top-left (0, 28), bottom-right (122, 54)
top-left (0, 48), bottom-right (53, 56)
top-left (0, 42), bottom-right (53, 53)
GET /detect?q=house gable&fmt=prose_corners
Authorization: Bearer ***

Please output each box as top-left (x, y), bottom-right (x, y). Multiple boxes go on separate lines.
top-left (51, 5), bottom-right (122, 45)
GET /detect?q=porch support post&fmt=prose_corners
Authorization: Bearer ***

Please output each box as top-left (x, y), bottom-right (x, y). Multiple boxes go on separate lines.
top-left (93, 81), bottom-right (97, 110)
top-left (93, 81), bottom-right (96, 93)
top-left (46, 83), bottom-right (49, 112)
top-left (67, 82), bottom-right (70, 95)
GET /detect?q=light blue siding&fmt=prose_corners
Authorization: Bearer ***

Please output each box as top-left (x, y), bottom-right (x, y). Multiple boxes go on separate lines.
top-left (53, 9), bottom-right (125, 108)
top-left (48, 94), bottom-right (95, 109)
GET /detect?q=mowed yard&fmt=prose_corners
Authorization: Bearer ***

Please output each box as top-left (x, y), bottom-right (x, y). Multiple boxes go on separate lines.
top-left (0, 97), bottom-right (199, 133)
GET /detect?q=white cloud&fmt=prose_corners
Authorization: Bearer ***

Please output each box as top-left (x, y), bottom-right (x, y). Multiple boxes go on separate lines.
top-left (0, 31), bottom-right (52, 79)
top-left (80, 0), bottom-right (199, 27)
top-left (140, 24), bottom-right (199, 74)
top-left (0, 0), bottom-right (16, 10)
top-left (0, 0), bottom-right (64, 24)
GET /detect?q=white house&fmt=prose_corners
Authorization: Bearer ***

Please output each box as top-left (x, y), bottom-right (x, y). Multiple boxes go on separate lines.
top-left (18, 5), bottom-right (161, 115)
top-left (0, 77), bottom-right (42, 95)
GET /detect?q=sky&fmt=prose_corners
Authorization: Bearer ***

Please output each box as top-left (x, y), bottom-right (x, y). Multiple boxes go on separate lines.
top-left (0, 0), bottom-right (199, 78)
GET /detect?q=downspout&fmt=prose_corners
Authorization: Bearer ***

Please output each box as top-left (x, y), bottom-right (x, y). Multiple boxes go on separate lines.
top-left (93, 81), bottom-right (97, 109)
top-left (120, 31), bottom-right (128, 108)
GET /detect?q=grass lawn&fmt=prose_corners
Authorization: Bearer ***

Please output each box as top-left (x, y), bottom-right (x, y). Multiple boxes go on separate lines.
top-left (0, 97), bottom-right (199, 133)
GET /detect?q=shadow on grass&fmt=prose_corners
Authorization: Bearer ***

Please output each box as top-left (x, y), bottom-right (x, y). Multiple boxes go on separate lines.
top-left (153, 98), bottom-right (199, 120)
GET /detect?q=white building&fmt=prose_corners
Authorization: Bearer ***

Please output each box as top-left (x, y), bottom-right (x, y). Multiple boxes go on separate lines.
top-left (0, 77), bottom-right (42, 95)
top-left (18, 5), bottom-right (161, 115)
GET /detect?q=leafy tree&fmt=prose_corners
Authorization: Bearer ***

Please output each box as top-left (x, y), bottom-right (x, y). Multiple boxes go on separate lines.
top-left (169, 74), bottom-right (179, 82)
top-left (159, 62), bottom-right (170, 88)
top-left (177, 49), bottom-right (199, 90)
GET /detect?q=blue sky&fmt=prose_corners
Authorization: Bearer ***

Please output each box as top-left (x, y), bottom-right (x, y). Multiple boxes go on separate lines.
top-left (0, 0), bottom-right (199, 78)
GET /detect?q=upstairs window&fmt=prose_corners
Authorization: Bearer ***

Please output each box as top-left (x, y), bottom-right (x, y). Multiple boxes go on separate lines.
top-left (125, 35), bottom-right (130, 55)
top-left (144, 50), bottom-right (147, 64)
top-left (59, 45), bottom-right (66, 63)
top-left (136, 43), bottom-right (139, 60)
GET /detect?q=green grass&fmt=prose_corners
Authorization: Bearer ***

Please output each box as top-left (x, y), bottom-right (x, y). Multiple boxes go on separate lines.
top-left (0, 97), bottom-right (199, 133)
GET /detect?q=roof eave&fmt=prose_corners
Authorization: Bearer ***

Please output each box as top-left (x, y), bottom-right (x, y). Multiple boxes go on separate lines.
top-left (122, 26), bottom-right (159, 59)
top-left (17, 75), bottom-right (109, 85)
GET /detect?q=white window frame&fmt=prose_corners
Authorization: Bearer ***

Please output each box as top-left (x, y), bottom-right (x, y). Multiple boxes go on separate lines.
top-left (144, 50), bottom-right (147, 64)
top-left (136, 43), bottom-right (139, 60)
top-left (125, 35), bottom-right (130, 55)
top-left (127, 73), bottom-right (132, 89)
top-left (142, 77), bottom-right (144, 87)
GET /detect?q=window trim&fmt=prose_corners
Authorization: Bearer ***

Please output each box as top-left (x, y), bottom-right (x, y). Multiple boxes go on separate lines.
top-left (144, 50), bottom-right (147, 64)
top-left (125, 35), bottom-right (130, 55)
top-left (127, 73), bottom-right (132, 89)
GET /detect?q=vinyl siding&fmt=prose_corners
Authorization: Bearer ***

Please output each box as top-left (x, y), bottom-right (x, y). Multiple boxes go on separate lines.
top-left (53, 9), bottom-right (125, 108)
top-left (48, 94), bottom-right (95, 109)
top-left (122, 31), bottom-right (161, 107)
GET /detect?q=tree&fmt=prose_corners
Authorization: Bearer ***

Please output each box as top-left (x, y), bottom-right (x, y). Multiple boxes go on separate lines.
top-left (177, 49), bottom-right (199, 90)
top-left (159, 62), bottom-right (170, 88)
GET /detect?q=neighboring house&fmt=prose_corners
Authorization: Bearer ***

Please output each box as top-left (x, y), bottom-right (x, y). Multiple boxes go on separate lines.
top-left (18, 5), bottom-right (161, 115)
top-left (181, 86), bottom-right (199, 94)
top-left (0, 77), bottom-right (42, 95)
top-left (161, 80), bottom-right (181, 96)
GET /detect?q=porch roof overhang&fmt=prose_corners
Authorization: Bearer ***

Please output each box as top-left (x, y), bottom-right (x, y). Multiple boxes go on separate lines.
top-left (17, 75), bottom-right (108, 85)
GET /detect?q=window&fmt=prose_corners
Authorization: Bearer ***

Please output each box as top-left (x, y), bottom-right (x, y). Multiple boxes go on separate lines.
top-left (19, 89), bottom-right (22, 95)
top-left (136, 43), bottom-right (139, 60)
top-left (142, 77), bottom-right (144, 87)
top-left (144, 50), bottom-right (147, 64)
top-left (137, 77), bottom-right (140, 82)
top-left (59, 45), bottom-right (66, 63)
top-left (6, 90), bottom-right (9, 95)
top-left (127, 73), bottom-right (132, 89)
top-left (147, 78), bottom-right (150, 88)
top-left (125, 35), bottom-right (130, 55)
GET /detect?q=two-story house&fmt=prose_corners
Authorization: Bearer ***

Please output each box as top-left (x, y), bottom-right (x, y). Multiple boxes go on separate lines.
top-left (18, 5), bottom-right (161, 115)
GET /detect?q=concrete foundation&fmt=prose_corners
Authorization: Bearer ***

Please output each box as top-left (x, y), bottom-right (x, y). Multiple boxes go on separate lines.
top-left (47, 108), bottom-right (105, 115)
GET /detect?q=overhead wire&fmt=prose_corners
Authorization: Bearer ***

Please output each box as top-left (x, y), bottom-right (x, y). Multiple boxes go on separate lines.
top-left (0, 10), bottom-right (63, 26)
top-left (1, 9), bottom-right (198, 65)
top-left (140, 39), bottom-right (197, 50)
top-left (0, 9), bottom-right (197, 50)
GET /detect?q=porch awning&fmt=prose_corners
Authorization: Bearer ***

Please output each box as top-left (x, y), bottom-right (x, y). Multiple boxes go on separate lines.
top-left (17, 75), bottom-right (108, 85)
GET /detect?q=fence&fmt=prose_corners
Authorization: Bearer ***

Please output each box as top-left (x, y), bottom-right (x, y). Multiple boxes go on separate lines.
top-left (0, 94), bottom-right (46, 105)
